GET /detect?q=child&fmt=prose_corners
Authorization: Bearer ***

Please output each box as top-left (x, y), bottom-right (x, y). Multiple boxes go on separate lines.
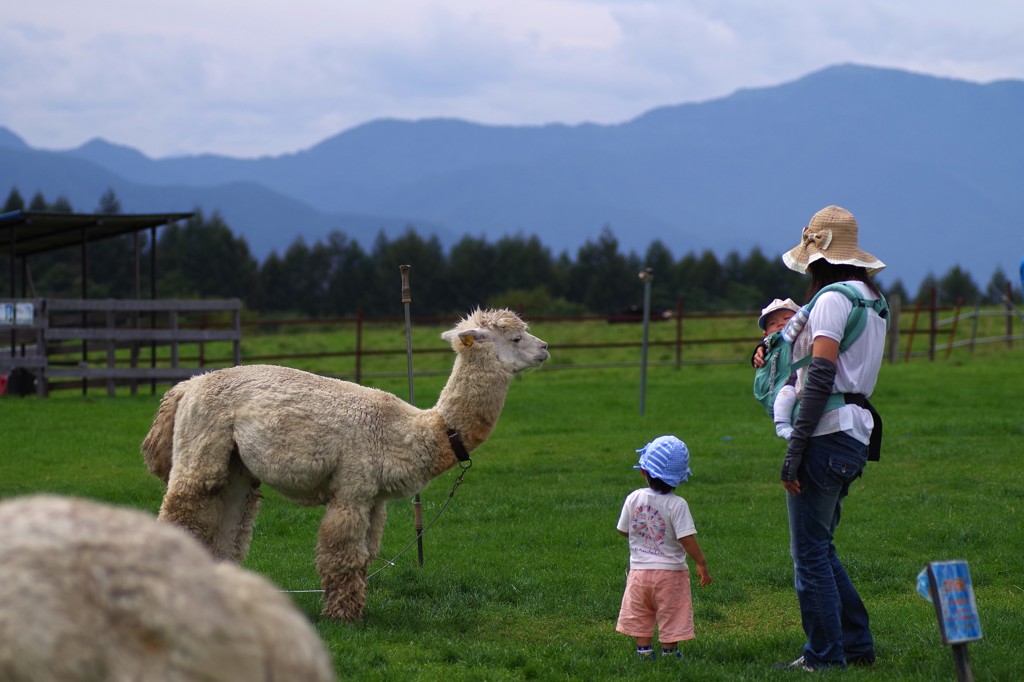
top-left (616, 435), bottom-right (712, 661)
top-left (758, 297), bottom-right (800, 337)
top-left (752, 298), bottom-right (801, 440)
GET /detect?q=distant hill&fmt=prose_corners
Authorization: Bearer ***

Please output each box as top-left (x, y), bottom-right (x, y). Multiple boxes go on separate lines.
top-left (0, 141), bottom-right (450, 257)
top-left (3, 63), bottom-right (1022, 291)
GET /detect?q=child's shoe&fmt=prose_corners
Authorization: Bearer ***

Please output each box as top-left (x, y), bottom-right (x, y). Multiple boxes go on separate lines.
top-left (661, 648), bottom-right (683, 660)
top-left (635, 646), bottom-right (656, 660)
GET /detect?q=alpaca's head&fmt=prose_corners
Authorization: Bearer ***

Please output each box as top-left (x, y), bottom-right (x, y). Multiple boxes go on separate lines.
top-left (442, 308), bottom-right (549, 373)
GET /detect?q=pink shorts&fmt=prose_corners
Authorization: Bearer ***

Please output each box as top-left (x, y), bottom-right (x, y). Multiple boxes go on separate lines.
top-left (616, 569), bottom-right (695, 643)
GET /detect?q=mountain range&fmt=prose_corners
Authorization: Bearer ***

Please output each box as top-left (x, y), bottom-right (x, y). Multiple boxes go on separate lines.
top-left (2, 63), bottom-right (1022, 292)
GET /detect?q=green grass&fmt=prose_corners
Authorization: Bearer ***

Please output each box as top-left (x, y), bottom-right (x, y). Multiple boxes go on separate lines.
top-left (2, 351), bottom-right (1021, 680)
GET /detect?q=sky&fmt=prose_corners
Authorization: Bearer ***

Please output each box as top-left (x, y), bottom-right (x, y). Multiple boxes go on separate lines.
top-left (3, 1), bottom-right (1023, 159)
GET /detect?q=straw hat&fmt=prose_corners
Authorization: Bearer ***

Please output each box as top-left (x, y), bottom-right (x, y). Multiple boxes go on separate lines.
top-left (758, 298), bottom-right (800, 330)
top-left (782, 205), bottom-right (885, 274)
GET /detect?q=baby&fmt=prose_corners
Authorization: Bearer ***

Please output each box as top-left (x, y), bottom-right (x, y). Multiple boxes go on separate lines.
top-left (753, 298), bottom-right (800, 439)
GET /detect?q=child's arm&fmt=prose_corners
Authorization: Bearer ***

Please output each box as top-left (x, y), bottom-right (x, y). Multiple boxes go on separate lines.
top-left (617, 530), bottom-right (628, 537)
top-left (679, 535), bottom-right (712, 586)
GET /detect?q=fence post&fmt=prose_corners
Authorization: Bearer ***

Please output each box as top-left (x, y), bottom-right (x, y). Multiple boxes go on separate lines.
top-left (1007, 283), bottom-right (1014, 349)
top-left (149, 303), bottom-right (157, 396)
top-left (355, 307), bottom-right (364, 384)
top-left (170, 310), bottom-right (179, 370)
top-left (675, 299), bottom-right (683, 370)
top-left (232, 305), bottom-right (242, 366)
top-left (929, 285), bottom-right (937, 362)
top-left (81, 307), bottom-right (88, 397)
top-left (106, 309), bottom-right (116, 396)
top-left (130, 299), bottom-right (140, 396)
top-left (905, 298), bottom-right (921, 363)
top-left (946, 298), bottom-right (962, 360)
top-left (198, 312), bottom-right (206, 367)
top-left (969, 300), bottom-right (980, 354)
top-left (887, 294), bottom-right (901, 364)
top-left (638, 268), bottom-right (653, 416)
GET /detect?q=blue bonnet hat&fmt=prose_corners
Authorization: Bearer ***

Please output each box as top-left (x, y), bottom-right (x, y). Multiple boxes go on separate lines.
top-left (633, 435), bottom-right (692, 487)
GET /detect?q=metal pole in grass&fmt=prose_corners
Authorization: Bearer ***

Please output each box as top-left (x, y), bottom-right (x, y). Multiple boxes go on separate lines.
top-left (638, 267), bottom-right (653, 415)
top-left (399, 264), bottom-right (425, 566)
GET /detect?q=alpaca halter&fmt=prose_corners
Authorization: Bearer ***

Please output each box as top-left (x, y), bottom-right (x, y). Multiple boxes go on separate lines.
top-left (447, 428), bottom-right (471, 463)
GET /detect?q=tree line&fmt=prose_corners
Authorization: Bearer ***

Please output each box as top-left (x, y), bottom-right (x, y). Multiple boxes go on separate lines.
top-left (2, 188), bottom-right (1018, 317)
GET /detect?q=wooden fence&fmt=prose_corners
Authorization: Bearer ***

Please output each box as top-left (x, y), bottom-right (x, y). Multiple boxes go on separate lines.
top-left (3, 291), bottom-right (1019, 395)
top-left (238, 294), bottom-right (1020, 382)
top-left (1, 298), bottom-right (241, 397)
top-left (898, 286), bottom-right (1021, 361)
top-left (236, 306), bottom-right (765, 383)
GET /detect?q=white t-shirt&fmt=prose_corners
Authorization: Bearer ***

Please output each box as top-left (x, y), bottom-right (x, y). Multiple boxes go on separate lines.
top-left (617, 488), bottom-right (697, 571)
top-left (793, 280), bottom-right (886, 444)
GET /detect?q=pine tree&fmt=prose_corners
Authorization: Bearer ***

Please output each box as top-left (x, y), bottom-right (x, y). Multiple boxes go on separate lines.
top-left (3, 187), bottom-right (25, 212)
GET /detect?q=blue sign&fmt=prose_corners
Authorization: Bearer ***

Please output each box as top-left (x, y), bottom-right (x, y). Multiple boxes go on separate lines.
top-left (0, 302), bottom-right (33, 325)
top-left (925, 561), bottom-right (982, 645)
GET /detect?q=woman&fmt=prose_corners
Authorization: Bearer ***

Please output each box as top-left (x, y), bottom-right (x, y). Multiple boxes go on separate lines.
top-left (776, 205), bottom-right (886, 671)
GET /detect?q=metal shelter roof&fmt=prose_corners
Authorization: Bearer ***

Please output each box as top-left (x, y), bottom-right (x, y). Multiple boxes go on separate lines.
top-left (0, 210), bottom-right (194, 258)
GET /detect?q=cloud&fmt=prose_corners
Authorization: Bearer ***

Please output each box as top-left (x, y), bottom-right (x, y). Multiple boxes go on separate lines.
top-left (1, 0), bottom-right (1022, 157)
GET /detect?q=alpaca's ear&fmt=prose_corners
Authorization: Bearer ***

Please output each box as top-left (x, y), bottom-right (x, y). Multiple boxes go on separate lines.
top-left (442, 328), bottom-right (490, 347)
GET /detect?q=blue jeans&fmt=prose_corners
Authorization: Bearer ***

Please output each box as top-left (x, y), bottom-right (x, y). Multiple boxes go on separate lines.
top-left (786, 431), bottom-right (874, 669)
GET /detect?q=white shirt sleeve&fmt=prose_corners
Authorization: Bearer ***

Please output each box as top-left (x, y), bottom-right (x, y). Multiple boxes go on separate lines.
top-left (617, 490), bottom-right (636, 534)
top-left (808, 291), bottom-right (853, 344)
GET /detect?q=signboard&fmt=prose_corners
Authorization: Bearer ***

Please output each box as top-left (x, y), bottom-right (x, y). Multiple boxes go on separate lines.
top-left (0, 302), bottom-right (34, 325)
top-left (926, 560), bottom-right (983, 645)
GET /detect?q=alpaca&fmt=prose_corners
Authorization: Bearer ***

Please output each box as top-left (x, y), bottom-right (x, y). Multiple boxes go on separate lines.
top-left (0, 495), bottom-right (335, 682)
top-left (142, 308), bottom-right (548, 621)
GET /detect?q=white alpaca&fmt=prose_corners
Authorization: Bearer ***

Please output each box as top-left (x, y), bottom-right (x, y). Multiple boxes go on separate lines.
top-left (0, 495), bottom-right (335, 682)
top-left (142, 308), bottom-right (548, 621)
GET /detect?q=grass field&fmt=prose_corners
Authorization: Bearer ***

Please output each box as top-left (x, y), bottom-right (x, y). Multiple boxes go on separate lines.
top-left (2, 347), bottom-right (1021, 680)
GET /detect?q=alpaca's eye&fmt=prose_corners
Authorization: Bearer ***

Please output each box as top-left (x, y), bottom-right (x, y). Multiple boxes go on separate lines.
top-left (512, 336), bottom-right (522, 343)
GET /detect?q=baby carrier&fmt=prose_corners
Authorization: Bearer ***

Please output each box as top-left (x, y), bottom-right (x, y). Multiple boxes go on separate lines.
top-left (753, 283), bottom-right (889, 456)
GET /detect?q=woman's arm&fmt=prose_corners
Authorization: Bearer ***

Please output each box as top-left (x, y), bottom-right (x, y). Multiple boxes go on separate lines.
top-left (812, 335), bottom-right (839, 363)
top-left (780, 335), bottom-right (841, 495)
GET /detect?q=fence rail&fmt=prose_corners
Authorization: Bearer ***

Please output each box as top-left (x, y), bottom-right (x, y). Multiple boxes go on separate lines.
top-left (1, 298), bottom-right (241, 396)
top-left (234, 293), bottom-right (1018, 383)
top-left (2, 289), bottom-right (1019, 397)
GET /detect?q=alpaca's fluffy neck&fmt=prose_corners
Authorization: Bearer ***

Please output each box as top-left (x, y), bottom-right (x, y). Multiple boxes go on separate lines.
top-left (432, 354), bottom-right (513, 452)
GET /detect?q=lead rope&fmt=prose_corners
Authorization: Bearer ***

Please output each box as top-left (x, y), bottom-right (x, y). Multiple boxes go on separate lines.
top-left (367, 459), bottom-right (472, 580)
top-left (280, 459), bottom-right (472, 593)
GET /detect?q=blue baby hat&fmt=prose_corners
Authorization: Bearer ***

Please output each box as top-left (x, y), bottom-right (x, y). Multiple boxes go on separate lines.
top-left (634, 435), bottom-right (692, 487)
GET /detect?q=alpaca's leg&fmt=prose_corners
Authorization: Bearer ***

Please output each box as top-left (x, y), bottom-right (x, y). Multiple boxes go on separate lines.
top-left (227, 480), bottom-right (262, 562)
top-left (211, 455), bottom-right (262, 562)
top-left (157, 421), bottom-right (237, 557)
top-left (316, 502), bottom-right (372, 621)
top-left (364, 501), bottom-right (388, 570)
top-left (158, 472), bottom-right (227, 554)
